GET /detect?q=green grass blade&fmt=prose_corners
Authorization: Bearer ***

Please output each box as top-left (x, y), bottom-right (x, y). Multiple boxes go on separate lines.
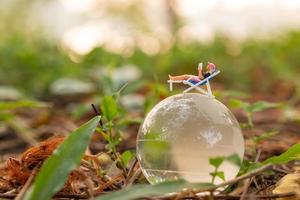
top-left (0, 100), bottom-right (48, 111)
top-left (262, 142), bottom-right (300, 165)
top-left (95, 180), bottom-right (214, 200)
top-left (23, 116), bottom-right (101, 200)
top-left (249, 101), bottom-right (279, 113)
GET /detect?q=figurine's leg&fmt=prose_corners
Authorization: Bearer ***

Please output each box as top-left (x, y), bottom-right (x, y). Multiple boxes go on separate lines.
top-left (168, 74), bottom-right (190, 81)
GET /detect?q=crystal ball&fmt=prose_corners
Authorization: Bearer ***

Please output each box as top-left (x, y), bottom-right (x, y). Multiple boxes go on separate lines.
top-left (136, 93), bottom-right (244, 184)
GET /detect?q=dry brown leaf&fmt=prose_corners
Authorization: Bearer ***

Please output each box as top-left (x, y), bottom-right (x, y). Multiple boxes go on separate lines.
top-left (0, 136), bottom-right (65, 190)
top-left (0, 134), bottom-right (125, 196)
top-left (273, 173), bottom-right (300, 200)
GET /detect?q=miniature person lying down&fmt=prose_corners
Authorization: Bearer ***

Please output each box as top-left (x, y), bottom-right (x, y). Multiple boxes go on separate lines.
top-left (168, 62), bottom-right (217, 82)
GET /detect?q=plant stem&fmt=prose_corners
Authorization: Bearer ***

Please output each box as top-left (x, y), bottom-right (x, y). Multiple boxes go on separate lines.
top-left (247, 112), bottom-right (253, 129)
top-left (240, 148), bottom-right (262, 200)
top-left (211, 167), bottom-right (219, 184)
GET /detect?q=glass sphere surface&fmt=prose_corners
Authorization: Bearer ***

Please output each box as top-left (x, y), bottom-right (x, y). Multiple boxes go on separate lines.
top-left (136, 93), bottom-right (244, 185)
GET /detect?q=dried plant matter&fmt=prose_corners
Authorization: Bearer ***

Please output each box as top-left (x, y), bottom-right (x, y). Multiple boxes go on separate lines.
top-left (273, 173), bottom-right (300, 200)
top-left (0, 136), bottom-right (126, 198)
top-left (5, 136), bottom-right (64, 187)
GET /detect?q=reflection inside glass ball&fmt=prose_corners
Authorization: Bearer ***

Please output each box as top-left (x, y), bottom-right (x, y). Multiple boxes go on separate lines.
top-left (136, 93), bottom-right (244, 184)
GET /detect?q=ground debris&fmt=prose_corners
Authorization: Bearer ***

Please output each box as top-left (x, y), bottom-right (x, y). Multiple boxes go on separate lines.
top-left (273, 173), bottom-right (300, 200)
top-left (3, 136), bottom-right (64, 187)
top-left (0, 136), bottom-right (125, 198)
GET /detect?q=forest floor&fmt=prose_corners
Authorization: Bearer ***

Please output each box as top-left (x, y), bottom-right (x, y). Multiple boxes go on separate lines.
top-left (0, 90), bottom-right (300, 200)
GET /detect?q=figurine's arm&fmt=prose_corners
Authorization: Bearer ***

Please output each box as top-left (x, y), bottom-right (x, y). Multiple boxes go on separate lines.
top-left (197, 63), bottom-right (204, 79)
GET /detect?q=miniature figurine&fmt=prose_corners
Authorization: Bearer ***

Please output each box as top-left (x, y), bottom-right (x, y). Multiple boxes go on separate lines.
top-left (167, 62), bottom-right (220, 96)
top-left (168, 62), bottom-right (216, 82)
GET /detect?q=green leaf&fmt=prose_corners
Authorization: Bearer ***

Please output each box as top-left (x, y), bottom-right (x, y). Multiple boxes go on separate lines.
top-left (228, 99), bottom-right (249, 110)
top-left (216, 171), bottom-right (225, 181)
top-left (262, 142), bottom-right (300, 165)
top-left (252, 131), bottom-right (279, 144)
top-left (0, 111), bottom-right (14, 121)
top-left (229, 99), bottom-right (279, 114)
top-left (238, 160), bottom-right (261, 176)
top-left (226, 153), bottom-right (242, 167)
top-left (113, 82), bottom-right (128, 100)
top-left (105, 137), bottom-right (121, 152)
top-left (23, 116), bottom-right (101, 200)
top-left (210, 171), bottom-right (225, 181)
top-left (209, 156), bottom-right (225, 168)
top-left (239, 122), bottom-right (251, 129)
top-left (96, 127), bottom-right (111, 141)
top-left (121, 150), bottom-right (134, 167)
top-left (101, 96), bottom-right (118, 121)
top-left (249, 101), bottom-right (279, 113)
top-left (94, 180), bottom-right (214, 200)
top-left (117, 117), bottom-right (142, 127)
top-left (0, 100), bottom-right (48, 111)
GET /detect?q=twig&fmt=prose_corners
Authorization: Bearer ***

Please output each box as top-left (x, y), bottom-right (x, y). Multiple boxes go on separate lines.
top-left (123, 157), bottom-right (139, 188)
top-left (125, 157), bottom-right (138, 182)
top-left (15, 168), bottom-right (37, 200)
top-left (254, 182), bottom-right (275, 195)
top-left (74, 169), bottom-right (95, 199)
top-left (55, 192), bottom-right (89, 199)
top-left (212, 192), bottom-right (296, 199)
top-left (8, 119), bottom-right (38, 146)
top-left (91, 104), bottom-right (103, 127)
top-left (215, 164), bottom-right (272, 190)
top-left (0, 192), bottom-right (89, 199)
top-left (95, 175), bottom-right (123, 192)
top-left (0, 193), bottom-right (15, 199)
top-left (147, 192), bottom-right (296, 200)
top-left (240, 148), bottom-right (262, 200)
top-left (253, 178), bottom-right (259, 190)
top-left (154, 164), bottom-right (274, 200)
top-left (254, 148), bottom-right (262, 164)
top-left (272, 167), bottom-right (290, 174)
top-left (124, 168), bottom-right (142, 188)
top-left (194, 164), bottom-right (273, 194)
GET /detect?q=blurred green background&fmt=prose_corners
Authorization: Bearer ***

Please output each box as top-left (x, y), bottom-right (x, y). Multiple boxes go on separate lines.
top-left (1, 0), bottom-right (300, 165)
top-left (1, 0), bottom-right (300, 101)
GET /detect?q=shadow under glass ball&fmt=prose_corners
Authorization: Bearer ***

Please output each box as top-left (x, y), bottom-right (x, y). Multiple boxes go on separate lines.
top-left (136, 93), bottom-right (244, 185)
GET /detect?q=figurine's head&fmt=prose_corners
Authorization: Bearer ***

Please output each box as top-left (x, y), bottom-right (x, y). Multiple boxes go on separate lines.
top-left (198, 63), bottom-right (203, 70)
top-left (207, 62), bottom-right (216, 73)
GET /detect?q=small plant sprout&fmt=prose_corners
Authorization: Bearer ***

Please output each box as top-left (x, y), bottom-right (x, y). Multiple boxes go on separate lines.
top-left (209, 154), bottom-right (242, 184)
top-left (95, 88), bottom-right (135, 178)
top-left (229, 99), bottom-right (280, 129)
top-left (252, 130), bottom-right (279, 145)
top-left (209, 156), bottom-right (225, 184)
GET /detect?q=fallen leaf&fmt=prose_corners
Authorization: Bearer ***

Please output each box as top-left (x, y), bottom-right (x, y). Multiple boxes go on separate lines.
top-left (273, 173), bottom-right (300, 200)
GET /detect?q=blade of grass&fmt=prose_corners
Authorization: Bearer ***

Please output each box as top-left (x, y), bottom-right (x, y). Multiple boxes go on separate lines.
top-left (0, 100), bottom-right (48, 110)
top-left (94, 180), bottom-right (214, 200)
top-left (23, 116), bottom-right (101, 200)
top-left (262, 142), bottom-right (300, 165)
